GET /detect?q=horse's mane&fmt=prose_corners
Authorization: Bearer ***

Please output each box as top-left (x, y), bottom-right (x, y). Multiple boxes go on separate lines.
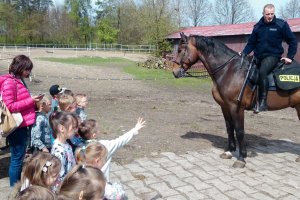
top-left (190, 35), bottom-right (237, 57)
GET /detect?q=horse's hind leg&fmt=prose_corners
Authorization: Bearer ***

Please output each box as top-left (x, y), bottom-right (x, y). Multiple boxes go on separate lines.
top-left (294, 104), bottom-right (300, 162)
top-left (220, 107), bottom-right (236, 159)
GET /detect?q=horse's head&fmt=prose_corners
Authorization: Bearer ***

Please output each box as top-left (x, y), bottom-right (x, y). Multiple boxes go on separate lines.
top-left (172, 32), bottom-right (199, 78)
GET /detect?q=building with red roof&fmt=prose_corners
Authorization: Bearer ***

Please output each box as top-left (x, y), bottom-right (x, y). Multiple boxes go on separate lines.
top-left (166, 18), bottom-right (300, 61)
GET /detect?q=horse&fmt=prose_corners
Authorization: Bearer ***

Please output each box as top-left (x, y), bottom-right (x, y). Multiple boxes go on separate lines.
top-left (172, 32), bottom-right (300, 168)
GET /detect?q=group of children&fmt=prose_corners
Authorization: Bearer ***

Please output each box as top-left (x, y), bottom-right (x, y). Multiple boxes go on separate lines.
top-left (12, 84), bottom-right (146, 200)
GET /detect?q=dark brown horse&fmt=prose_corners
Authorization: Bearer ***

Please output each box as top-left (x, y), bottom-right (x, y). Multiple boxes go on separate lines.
top-left (172, 33), bottom-right (300, 168)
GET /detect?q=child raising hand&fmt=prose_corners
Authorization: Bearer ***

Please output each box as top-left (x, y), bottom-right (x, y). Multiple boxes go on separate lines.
top-left (78, 117), bottom-right (146, 181)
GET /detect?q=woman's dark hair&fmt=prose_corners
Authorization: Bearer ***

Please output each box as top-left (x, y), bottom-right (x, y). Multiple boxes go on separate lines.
top-left (9, 55), bottom-right (33, 76)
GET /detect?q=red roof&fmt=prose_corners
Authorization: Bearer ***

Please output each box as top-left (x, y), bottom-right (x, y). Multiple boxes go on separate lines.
top-left (166, 18), bottom-right (300, 39)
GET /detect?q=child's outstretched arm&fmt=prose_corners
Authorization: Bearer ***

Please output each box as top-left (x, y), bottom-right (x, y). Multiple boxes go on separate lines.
top-left (133, 117), bottom-right (146, 134)
top-left (100, 117), bottom-right (146, 181)
top-left (100, 117), bottom-right (146, 157)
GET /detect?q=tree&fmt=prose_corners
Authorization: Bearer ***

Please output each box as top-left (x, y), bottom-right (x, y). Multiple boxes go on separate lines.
top-left (172, 0), bottom-right (182, 29)
top-left (95, 0), bottom-right (118, 20)
top-left (213, 0), bottom-right (254, 24)
top-left (117, 0), bottom-right (142, 44)
top-left (47, 6), bottom-right (77, 43)
top-left (0, 3), bottom-right (18, 43)
top-left (64, 0), bottom-right (93, 44)
top-left (96, 19), bottom-right (118, 43)
top-left (186, 0), bottom-right (211, 27)
top-left (139, 0), bottom-right (177, 45)
top-left (15, 0), bottom-right (53, 12)
top-left (279, 0), bottom-right (300, 19)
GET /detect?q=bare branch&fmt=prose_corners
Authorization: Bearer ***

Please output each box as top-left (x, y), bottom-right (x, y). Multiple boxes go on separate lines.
top-left (185, 0), bottom-right (211, 27)
top-left (278, 0), bottom-right (300, 19)
top-left (213, 0), bottom-right (254, 24)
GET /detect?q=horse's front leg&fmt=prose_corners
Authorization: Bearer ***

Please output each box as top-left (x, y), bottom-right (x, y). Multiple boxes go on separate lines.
top-left (220, 106), bottom-right (236, 159)
top-left (230, 105), bottom-right (247, 168)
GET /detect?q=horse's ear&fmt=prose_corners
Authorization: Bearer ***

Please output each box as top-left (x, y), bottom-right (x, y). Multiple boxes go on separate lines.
top-left (180, 32), bottom-right (188, 43)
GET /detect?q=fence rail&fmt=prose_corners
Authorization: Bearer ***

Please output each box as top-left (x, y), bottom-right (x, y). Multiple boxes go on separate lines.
top-left (0, 43), bottom-right (157, 53)
top-left (166, 53), bottom-right (209, 79)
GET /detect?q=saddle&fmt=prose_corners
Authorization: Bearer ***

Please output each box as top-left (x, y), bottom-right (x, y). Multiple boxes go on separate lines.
top-left (247, 60), bottom-right (300, 91)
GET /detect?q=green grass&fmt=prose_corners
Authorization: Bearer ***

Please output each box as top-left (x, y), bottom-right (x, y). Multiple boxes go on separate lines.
top-left (124, 65), bottom-right (212, 88)
top-left (40, 56), bottom-right (212, 88)
top-left (39, 57), bottom-right (131, 65)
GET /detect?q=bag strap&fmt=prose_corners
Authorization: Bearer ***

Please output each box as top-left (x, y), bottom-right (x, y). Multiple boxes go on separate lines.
top-left (12, 78), bottom-right (18, 101)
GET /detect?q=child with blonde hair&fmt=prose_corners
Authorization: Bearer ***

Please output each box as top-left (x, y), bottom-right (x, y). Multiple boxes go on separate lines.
top-left (15, 185), bottom-right (57, 200)
top-left (62, 89), bottom-right (74, 97)
top-left (50, 111), bottom-right (78, 188)
top-left (75, 93), bottom-right (88, 122)
top-left (31, 96), bottom-right (53, 152)
top-left (58, 94), bottom-right (76, 113)
top-left (57, 164), bottom-right (106, 200)
top-left (11, 152), bottom-right (61, 196)
top-left (75, 142), bottom-right (107, 168)
top-left (76, 142), bottom-right (126, 200)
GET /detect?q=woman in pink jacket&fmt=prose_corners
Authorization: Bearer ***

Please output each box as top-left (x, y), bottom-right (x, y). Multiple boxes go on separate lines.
top-left (0, 55), bottom-right (42, 186)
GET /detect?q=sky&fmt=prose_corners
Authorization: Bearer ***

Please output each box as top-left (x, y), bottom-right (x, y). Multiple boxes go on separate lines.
top-left (250, 0), bottom-right (286, 20)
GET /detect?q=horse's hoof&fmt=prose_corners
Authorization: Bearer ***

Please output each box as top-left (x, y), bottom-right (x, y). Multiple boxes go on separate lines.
top-left (295, 156), bottom-right (300, 162)
top-left (220, 151), bottom-right (232, 159)
top-left (232, 160), bottom-right (246, 168)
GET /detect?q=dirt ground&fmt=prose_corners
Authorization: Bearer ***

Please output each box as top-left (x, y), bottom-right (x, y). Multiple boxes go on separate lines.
top-left (1, 49), bottom-right (300, 179)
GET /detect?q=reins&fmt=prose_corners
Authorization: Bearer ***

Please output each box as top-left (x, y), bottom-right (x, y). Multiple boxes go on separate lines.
top-left (179, 37), bottom-right (237, 78)
top-left (210, 54), bottom-right (238, 75)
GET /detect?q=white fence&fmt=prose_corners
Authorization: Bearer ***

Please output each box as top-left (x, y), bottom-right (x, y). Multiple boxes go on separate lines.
top-left (0, 44), bottom-right (152, 70)
top-left (0, 43), bottom-right (157, 53)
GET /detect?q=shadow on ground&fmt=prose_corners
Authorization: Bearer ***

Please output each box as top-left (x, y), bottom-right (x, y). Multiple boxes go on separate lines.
top-left (181, 131), bottom-right (300, 156)
top-left (0, 157), bottom-right (10, 179)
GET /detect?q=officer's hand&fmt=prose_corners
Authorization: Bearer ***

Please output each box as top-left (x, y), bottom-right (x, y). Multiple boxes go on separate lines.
top-left (281, 57), bottom-right (292, 64)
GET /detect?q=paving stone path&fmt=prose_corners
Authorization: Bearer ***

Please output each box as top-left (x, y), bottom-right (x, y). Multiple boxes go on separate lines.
top-left (108, 142), bottom-right (300, 200)
top-left (1, 142), bottom-right (300, 199)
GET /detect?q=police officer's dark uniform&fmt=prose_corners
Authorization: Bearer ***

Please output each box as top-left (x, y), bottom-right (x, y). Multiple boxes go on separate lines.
top-left (242, 16), bottom-right (297, 112)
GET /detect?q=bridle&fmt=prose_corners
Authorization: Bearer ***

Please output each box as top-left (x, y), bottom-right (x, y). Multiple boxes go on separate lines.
top-left (180, 42), bottom-right (193, 66)
top-left (175, 42), bottom-right (195, 77)
top-left (178, 41), bottom-right (238, 77)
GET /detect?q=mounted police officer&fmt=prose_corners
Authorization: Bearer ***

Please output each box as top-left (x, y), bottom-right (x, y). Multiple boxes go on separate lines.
top-left (241, 4), bottom-right (297, 113)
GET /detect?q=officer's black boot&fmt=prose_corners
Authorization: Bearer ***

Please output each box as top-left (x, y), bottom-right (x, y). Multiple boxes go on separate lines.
top-left (258, 79), bottom-right (268, 112)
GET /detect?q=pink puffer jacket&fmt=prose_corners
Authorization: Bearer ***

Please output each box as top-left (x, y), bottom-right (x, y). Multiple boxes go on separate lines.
top-left (0, 74), bottom-right (36, 128)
